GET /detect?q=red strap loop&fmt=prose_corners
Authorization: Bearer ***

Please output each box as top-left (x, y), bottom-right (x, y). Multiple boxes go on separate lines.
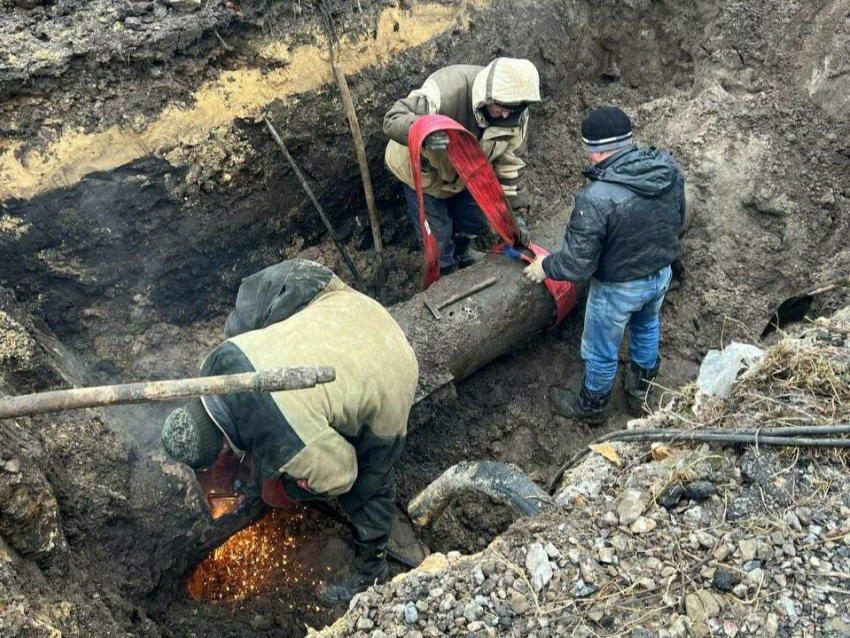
top-left (408, 115), bottom-right (576, 327)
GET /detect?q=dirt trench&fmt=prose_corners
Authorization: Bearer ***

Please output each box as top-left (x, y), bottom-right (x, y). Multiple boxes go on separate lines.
top-left (1, 0), bottom-right (849, 637)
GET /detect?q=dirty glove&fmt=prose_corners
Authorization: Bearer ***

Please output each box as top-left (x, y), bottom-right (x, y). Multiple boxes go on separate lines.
top-left (261, 477), bottom-right (294, 509)
top-left (524, 257), bottom-right (547, 283)
top-left (513, 208), bottom-right (530, 247)
top-left (423, 131), bottom-right (449, 150)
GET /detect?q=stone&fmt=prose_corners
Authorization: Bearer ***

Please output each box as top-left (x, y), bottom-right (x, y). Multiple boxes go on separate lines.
top-left (645, 556), bottom-right (663, 573)
top-left (630, 516), bottom-right (656, 534)
top-left (404, 601), bottom-right (419, 624)
top-left (695, 531), bottom-right (715, 548)
top-left (357, 617), bottom-right (375, 631)
top-left (544, 543), bottom-right (561, 559)
top-left (783, 510), bottom-right (803, 532)
top-left (775, 595), bottom-right (798, 623)
top-left (711, 566), bottom-right (737, 591)
top-left (580, 558), bottom-right (605, 585)
top-left (657, 484), bottom-right (686, 508)
top-left (509, 591), bottom-right (529, 615)
top-left (632, 628), bottom-right (655, 638)
top-left (617, 489), bottom-right (649, 525)
top-left (684, 481), bottom-right (717, 501)
top-left (598, 547), bottom-right (616, 564)
top-left (603, 511), bottom-right (620, 526)
top-left (764, 613), bottom-right (779, 636)
top-left (166, 0), bottom-right (201, 11)
top-left (526, 544), bottom-right (553, 591)
top-left (572, 579), bottom-right (596, 597)
top-left (738, 539), bottom-right (757, 562)
top-left (439, 594), bottom-right (456, 612)
top-left (746, 568), bottom-right (765, 584)
top-left (713, 544), bottom-right (731, 562)
top-left (685, 590), bottom-right (725, 633)
top-left (472, 565), bottom-right (485, 585)
top-left (683, 505), bottom-right (704, 527)
top-left (825, 617), bottom-right (850, 635)
top-left (463, 602), bottom-right (483, 622)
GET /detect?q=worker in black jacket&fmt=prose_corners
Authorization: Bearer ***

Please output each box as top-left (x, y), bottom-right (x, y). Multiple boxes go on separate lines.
top-left (524, 107), bottom-right (685, 422)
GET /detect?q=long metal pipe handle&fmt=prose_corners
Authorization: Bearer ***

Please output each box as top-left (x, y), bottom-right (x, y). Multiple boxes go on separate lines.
top-left (0, 366), bottom-right (336, 420)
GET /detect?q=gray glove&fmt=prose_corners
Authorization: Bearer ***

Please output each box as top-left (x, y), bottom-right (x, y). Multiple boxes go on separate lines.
top-left (423, 131), bottom-right (449, 150)
top-left (514, 209), bottom-right (530, 246)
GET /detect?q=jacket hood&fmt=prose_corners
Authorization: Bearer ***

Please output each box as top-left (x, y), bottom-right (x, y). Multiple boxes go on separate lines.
top-left (586, 147), bottom-right (680, 198)
top-left (224, 259), bottom-right (334, 338)
top-left (472, 58), bottom-right (540, 128)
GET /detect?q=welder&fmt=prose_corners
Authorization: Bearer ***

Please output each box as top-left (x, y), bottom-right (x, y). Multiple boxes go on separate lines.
top-left (160, 259), bottom-right (419, 605)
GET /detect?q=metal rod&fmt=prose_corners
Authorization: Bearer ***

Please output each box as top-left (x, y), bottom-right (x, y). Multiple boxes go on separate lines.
top-left (0, 366), bottom-right (335, 420)
top-left (263, 117), bottom-right (366, 291)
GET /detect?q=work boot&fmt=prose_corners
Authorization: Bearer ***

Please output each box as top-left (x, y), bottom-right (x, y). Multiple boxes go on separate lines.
top-left (550, 382), bottom-right (611, 425)
top-left (317, 541), bottom-right (390, 606)
top-left (439, 263), bottom-right (457, 278)
top-left (623, 360), bottom-right (660, 417)
top-left (455, 237), bottom-right (486, 269)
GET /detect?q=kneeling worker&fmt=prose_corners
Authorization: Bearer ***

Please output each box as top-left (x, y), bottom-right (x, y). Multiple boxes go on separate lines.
top-left (161, 259), bottom-right (419, 604)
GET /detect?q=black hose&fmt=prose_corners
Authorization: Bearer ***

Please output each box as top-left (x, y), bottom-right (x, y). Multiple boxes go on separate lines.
top-left (547, 423), bottom-right (850, 495)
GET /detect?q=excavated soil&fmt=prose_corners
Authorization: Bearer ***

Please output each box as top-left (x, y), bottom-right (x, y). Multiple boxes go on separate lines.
top-left (1, 0), bottom-right (849, 637)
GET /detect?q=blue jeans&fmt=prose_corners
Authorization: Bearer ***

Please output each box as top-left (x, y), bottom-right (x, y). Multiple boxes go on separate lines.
top-left (581, 266), bottom-right (673, 395)
top-left (403, 186), bottom-right (489, 268)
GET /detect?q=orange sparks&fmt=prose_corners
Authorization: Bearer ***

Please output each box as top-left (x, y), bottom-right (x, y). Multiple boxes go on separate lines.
top-left (186, 508), bottom-right (319, 602)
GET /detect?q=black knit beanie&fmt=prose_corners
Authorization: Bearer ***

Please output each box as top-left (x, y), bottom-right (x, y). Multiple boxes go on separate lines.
top-left (581, 107), bottom-right (633, 152)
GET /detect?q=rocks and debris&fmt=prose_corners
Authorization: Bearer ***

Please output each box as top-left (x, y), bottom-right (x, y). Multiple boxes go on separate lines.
top-left (315, 316), bottom-right (850, 638)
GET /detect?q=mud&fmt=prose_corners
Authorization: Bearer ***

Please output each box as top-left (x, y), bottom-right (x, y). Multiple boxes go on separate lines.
top-left (1, 0), bottom-right (849, 637)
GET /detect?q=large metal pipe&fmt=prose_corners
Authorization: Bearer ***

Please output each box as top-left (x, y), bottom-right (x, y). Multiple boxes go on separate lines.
top-left (395, 218), bottom-right (573, 406)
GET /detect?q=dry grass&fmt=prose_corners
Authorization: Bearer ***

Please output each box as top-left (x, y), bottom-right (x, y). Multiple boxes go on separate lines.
top-left (662, 321), bottom-right (850, 459)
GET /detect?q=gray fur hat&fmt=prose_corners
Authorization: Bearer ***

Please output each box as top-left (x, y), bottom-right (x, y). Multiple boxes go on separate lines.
top-left (161, 399), bottom-right (223, 469)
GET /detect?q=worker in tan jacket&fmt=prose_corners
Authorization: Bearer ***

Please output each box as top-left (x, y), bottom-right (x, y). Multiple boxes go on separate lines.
top-left (161, 259), bottom-right (419, 605)
top-left (384, 58), bottom-right (540, 275)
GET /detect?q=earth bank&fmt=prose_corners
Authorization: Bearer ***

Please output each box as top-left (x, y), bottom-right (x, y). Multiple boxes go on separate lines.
top-left (1, 0), bottom-right (849, 636)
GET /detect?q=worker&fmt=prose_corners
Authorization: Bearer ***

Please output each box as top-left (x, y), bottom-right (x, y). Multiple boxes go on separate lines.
top-left (160, 259), bottom-right (419, 605)
top-left (524, 106), bottom-right (685, 422)
top-left (383, 58), bottom-right (540, 276)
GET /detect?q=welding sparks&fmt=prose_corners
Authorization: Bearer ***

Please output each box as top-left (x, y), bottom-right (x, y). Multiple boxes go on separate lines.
top-left (187, 507), bottom-right (323, 602)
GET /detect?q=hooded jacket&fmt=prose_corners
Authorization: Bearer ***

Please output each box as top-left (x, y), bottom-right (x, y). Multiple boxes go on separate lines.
top-left (199, 260), bottom-right (419, 544)
top-left (543, 146), bottom-right (686, 283)
top-left (383, 58), bottom-right (541, 209)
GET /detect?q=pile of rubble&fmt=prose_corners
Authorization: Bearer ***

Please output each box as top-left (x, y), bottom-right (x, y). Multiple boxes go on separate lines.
top-left (315, 314), bottom-right (850, 638)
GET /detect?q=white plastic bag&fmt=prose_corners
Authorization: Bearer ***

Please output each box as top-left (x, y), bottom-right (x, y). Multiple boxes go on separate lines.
top-left (697, 342), bottom-right (765, 398)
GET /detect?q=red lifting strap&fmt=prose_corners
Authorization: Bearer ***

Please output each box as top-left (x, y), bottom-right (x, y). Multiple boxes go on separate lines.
top-left (408, 114), bottom-right (576, 327)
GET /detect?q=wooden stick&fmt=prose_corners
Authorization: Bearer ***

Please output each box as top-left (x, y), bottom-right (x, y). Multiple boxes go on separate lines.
top-left (263, 117), bottom-right (366, 291)
top-left (329, 58), bottom-right (383, 258)
top-left (319, 2), bottom-right (386, 296)
top-left (0, 366), bottom-right (335, 420)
